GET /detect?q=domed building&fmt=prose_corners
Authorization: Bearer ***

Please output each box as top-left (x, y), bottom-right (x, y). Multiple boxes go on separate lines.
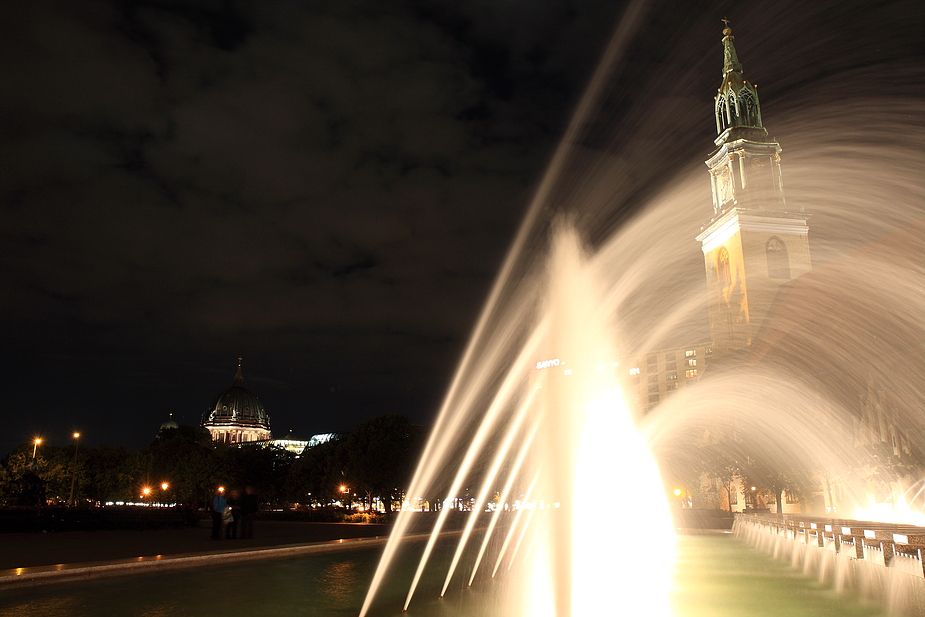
top-left (159, 412), bottom-right (179, 431)
top-left (202, 358), bottom-right (271, 444)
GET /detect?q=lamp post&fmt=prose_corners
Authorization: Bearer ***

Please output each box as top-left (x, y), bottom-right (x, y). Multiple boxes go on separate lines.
top-left (68, 432), bottom-right (81, 506)
top-left (29, 437), bottom-right (43, 473)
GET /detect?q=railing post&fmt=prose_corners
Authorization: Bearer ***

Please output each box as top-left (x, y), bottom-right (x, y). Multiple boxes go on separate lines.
top-left (827, 524), bottom-right (840, 553)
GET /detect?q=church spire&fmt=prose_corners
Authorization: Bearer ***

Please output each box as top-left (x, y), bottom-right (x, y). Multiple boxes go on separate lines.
top-left (721, 19), bottom-right (742, 75)
top-left (714, 20), bottom-right (764, 143)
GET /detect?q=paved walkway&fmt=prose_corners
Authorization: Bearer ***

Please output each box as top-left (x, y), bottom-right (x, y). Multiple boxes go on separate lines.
top-left (0, 521), bottom-right (394, 585)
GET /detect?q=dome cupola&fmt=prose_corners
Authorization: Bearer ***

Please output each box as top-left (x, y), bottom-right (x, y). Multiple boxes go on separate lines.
top-left (159, 412), bottom-right (179, 431)
top-left (202, 358), bottom-right (271, 444)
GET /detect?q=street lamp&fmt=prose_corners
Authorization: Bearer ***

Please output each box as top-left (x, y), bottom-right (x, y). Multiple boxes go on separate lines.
top-left (68, 432), bottom-right (81, 506)
top-left (32, 438), bottom-right (42, 459)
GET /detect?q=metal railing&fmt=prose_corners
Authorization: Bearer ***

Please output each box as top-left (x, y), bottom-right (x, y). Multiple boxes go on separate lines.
top-left (735, 513), bottom-right (925, 577)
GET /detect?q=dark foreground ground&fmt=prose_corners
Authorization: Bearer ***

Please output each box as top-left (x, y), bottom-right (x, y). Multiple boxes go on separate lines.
top-left (0, 507), bottom-right (731, 573)
top-left (0, 519), bottom-right (396, 572)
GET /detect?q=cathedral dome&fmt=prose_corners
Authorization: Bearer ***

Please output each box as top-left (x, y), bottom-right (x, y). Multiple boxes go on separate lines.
top-left (202, 359), bottom-right (271, 444)
top-left (160, 413), bottom-right (179, 431)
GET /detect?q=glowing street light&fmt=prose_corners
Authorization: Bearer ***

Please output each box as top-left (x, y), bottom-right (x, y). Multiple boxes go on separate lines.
top-left (142, 486), bottom-right (152, 500)
top-left (32, 438), bottom-right (42, 459)
top-left (68, 432), bottom-right (81, 506)
top-left (161, 482), bottom-right (169, 491)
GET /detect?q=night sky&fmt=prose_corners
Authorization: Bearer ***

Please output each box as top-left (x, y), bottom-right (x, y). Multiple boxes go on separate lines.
top-left (3, 0), bottom-right (922, 454)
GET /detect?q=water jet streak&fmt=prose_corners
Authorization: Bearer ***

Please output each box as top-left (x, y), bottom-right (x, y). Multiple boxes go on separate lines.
top-left (438, 389), bottom-right (536, 597)
top-left (401, 331), bottom-right (550, 611)
top-left (506, 503), bottom-right (538, 572)
top-left (491, 473), bottom-right (540, 579)
top-left (468, 422), bottom-right (540, 587)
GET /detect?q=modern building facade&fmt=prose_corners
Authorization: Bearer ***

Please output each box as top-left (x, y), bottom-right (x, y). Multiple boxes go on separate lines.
top-left (622, 344), bottom-right (713, 412)
top-left (531, 344), bottom-right (713, 414)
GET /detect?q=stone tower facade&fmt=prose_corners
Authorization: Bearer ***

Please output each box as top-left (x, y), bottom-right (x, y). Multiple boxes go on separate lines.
top-left (696, 23), bottom-right (811, 354)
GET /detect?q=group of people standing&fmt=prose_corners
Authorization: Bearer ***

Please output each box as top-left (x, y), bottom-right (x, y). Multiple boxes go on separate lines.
top-left (211, 486), bottom-right (259, 540)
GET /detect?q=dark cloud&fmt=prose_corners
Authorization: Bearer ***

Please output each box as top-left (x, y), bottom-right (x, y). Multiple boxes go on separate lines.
top-left (1, 0), bottom-right (623, 451)
top-left (2, 0), bottom-right (922, 452)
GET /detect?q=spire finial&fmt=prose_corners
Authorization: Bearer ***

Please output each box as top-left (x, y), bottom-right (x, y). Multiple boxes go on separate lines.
top-left (234, 357), bottom-right (245, 386)
top-left (721, 18), bottom-right (742, 76)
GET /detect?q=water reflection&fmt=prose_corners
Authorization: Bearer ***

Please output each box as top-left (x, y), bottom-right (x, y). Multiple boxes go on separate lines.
top-left (318, 561), bottom-right (362, 606)
top-left (0, 536), bottom-right (890, 617)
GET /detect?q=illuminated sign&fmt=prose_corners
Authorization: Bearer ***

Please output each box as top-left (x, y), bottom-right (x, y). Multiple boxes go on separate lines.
top-left (535, 358), bottom-right (561, 370)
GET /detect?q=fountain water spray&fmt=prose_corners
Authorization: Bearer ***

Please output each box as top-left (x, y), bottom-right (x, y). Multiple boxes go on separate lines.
top-left (360, 221), bottom-right (676, 617)
top-left (361, 3), bottom-right (924, 615)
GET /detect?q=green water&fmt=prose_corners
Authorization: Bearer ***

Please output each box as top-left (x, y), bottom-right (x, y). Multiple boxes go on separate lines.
top-left (0, 533), bottom-right (888, 616)
top-left (672, 533), bottom-right (886, 617)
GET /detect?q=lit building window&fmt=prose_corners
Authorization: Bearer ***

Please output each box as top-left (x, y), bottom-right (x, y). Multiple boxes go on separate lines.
top-left (686, 369), bottom-right (698, 378)
top-left (563, 369), bottom-right (573, 376)
top-left (629, 367), bottom-right (641, 375)
top-left (685, 350), bottom-right (696, 357)
top-left (688, 359), bottom-right (697, 367)
top-left (666, 372), bottom-right (678, 381)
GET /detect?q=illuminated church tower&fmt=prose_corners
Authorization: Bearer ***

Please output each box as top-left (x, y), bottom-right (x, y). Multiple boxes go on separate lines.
top-left (696, 22), bottom-right (811, 354)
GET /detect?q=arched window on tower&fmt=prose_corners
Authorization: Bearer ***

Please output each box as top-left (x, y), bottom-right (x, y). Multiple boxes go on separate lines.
top-left (717, 248), bottom-right (732, 288)
top-left (738, 89), bottom-right (757, 126)
top-left (716, 96), bottom-right (726, 132)
top-left (766, 237), bottom-right (790, 279)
